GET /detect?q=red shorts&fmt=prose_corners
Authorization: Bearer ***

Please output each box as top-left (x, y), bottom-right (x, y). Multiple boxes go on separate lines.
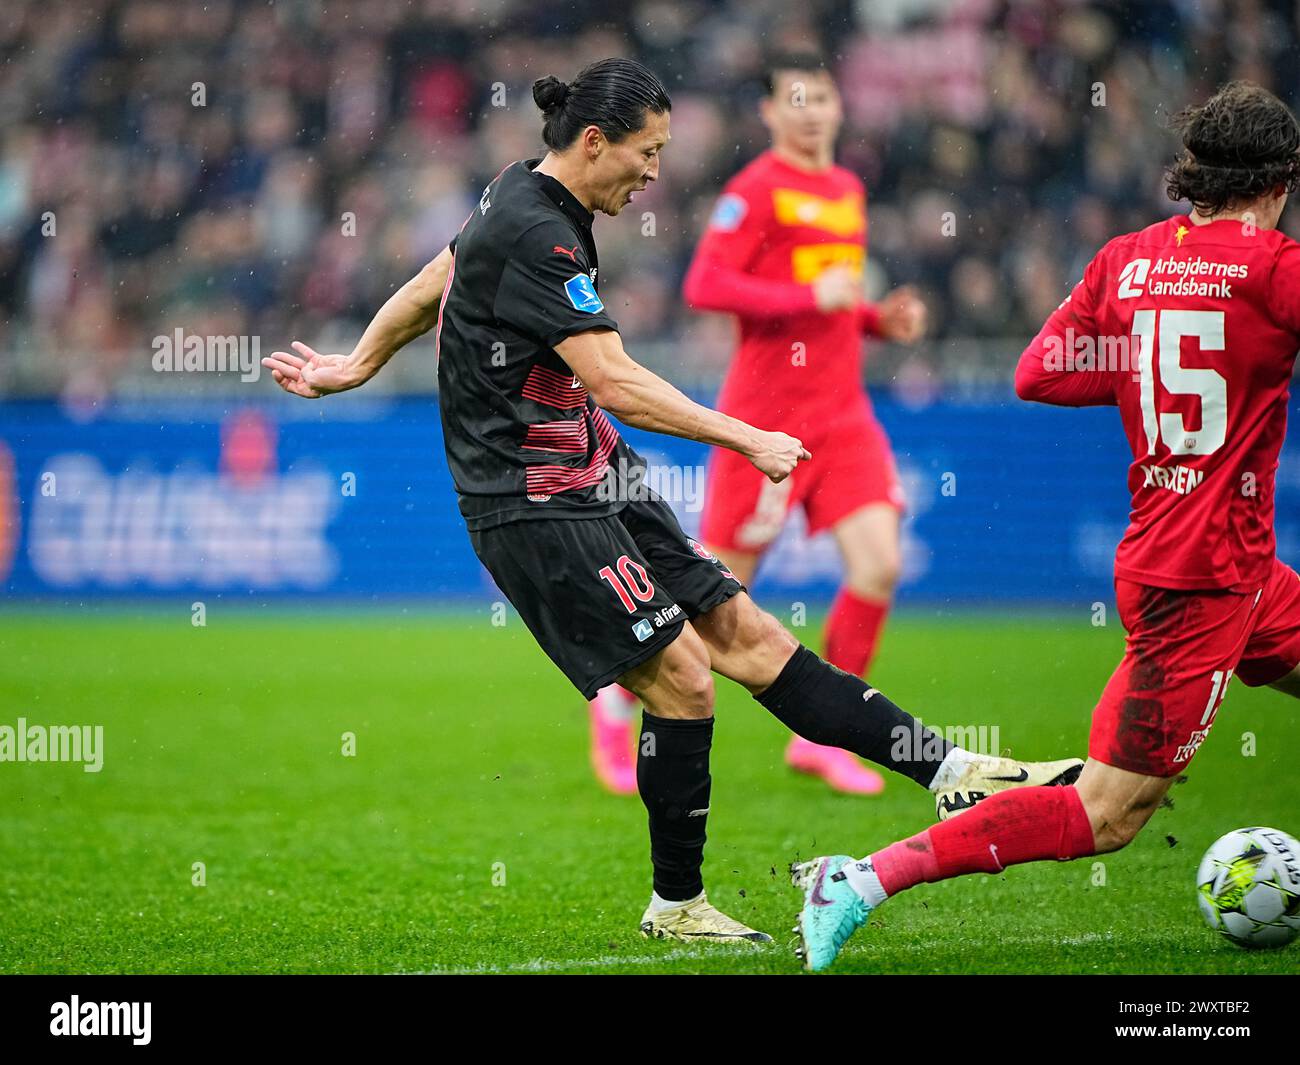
top-left (700, 414), bottom-right (905, 553)
top-left (1090, 557), bottom-right (1300, 776)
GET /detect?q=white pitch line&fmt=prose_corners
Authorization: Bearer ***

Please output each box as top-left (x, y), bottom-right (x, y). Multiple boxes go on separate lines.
top-left (394, 931), bottom-right (1129, 975)
top-left (396, 943), bottom-right (784, 975)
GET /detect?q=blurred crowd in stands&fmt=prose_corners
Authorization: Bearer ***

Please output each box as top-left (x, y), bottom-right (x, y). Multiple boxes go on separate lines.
top-left (1, 0), bottom-right (1297, 396)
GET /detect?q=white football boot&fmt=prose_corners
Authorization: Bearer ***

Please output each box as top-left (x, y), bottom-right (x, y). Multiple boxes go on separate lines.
top-left (935, 756), bottom-right (1084, 821)
top-left (639, 892), bottom-right (772, 943)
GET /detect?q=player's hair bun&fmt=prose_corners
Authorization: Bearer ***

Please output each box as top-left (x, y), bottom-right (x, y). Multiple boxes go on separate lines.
top-left (533, 59), bottom-right (670, 151)
top-left (532, 76), bottom-right (570, 113)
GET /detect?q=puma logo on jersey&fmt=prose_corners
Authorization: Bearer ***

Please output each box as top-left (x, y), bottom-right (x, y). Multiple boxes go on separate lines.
top-left (553, 244), bottom-right (579, 262)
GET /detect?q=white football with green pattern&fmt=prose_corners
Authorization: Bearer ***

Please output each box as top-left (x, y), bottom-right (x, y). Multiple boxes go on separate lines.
top-left (1197, 827), bottom-right (1300, 949)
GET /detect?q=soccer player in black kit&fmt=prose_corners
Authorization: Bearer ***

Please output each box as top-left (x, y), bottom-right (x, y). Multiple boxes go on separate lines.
top-left (264, 58), bottom-right (1079, 943)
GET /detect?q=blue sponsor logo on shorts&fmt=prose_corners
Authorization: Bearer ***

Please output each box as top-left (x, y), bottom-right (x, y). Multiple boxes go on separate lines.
top-left (632, 619), bottom-right (654, 642)
top-left (564, 273), bottom-right (604, 314)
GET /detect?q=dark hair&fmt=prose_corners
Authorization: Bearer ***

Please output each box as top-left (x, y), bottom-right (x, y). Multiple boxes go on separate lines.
top-left (762, 51), bottom-right (830, 96)
top-left (1165, 80), bottom-right (1300, 214)
top-left (531, 58), bottom-right (671, 151)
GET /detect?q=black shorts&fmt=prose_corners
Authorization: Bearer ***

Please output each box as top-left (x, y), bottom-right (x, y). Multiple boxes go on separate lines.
top-left (468, 496), bottom-right (745, 699)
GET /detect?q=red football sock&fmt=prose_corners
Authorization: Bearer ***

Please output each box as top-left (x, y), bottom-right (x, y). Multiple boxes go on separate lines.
top-left (871, 786), bottom-right (1096, 896)
top-left (824, 586), bottom-right (888, 678)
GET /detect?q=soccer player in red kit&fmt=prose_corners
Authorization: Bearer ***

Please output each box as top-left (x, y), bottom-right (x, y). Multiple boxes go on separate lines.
top-left (790, 81), bottom-right (1300, 970)
top-left (679, 52), bottom-right (926, 794)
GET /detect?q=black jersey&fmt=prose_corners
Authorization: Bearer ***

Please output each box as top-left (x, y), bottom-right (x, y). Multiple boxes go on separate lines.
top-left (436, 158), bottom-right (647, 531)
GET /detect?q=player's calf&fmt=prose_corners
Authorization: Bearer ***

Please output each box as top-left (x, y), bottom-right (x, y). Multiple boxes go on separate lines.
top-left (698, 595), bottom-right (1079, 795)
top-left (618, 625), bottom-right (750, 934)
top-left (690, 591), bottom-right (798, 694)
top-left (1074, 758), bottom-right (1173, 853)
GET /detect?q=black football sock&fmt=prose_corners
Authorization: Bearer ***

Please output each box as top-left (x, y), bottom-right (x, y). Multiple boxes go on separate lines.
top-left (637, 711), bottom-right (712, 902)
top-left (754, 644), bottom-right (953, 788)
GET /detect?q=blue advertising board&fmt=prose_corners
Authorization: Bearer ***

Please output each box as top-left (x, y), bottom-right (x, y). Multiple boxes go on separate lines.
top-left (1, 392), bottom-right (1296, 606)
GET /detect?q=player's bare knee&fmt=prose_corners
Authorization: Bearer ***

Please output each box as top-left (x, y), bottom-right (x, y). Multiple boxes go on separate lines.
top-left (634, 670), bottom-right (713, 719)
top-left (845, 554), bottom-right (900, 601)
top-left (620, 625), bottom-right (714, 719)
top-left (668, 659), bottom-right (714, 716)
top-left (662, 628), bottom-right (716, 716)
top-left (725, 595), bottom-right (793, 655)
top-left (836, 516), bottom-right (902, 597)
top-left (879, 552), bottom-right (902, 593)
top-left (753, 606), bottom-right (799, 659)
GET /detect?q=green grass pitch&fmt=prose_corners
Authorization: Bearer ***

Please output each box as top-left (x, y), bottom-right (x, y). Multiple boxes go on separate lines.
top-left (1, 608), bottom-right (1296, 974)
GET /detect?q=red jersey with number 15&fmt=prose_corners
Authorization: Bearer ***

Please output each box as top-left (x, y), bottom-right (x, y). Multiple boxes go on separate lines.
top-left (1016, 216), bottom-right (1300, 592)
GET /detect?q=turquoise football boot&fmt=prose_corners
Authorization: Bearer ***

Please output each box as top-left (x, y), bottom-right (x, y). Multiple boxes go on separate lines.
top-left (790, 855), bottom-right (872, 971)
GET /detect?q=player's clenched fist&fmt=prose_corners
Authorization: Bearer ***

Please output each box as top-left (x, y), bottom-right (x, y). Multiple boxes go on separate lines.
top-left (746, 429), bottom-right (811, 483)
top-left (262, 342), bottom-right (362, 399)
top-left (877, 285), bottom-right (927, 343)
top-left (812, 265), bottom-right (860, 313)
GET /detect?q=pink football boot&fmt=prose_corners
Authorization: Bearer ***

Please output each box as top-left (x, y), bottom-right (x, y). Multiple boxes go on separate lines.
top-left (588, 685), bottom-right (638, 795)
top-left (785, 736), bottom-right (886, 795)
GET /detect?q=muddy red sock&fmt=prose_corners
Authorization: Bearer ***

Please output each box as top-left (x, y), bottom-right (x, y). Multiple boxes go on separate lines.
top-left (861, 786), bottom-right (1095, 899)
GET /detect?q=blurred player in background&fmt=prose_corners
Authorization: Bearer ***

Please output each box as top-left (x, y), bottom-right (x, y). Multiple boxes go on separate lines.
top-left (587, 53), bottom-right (925, 796)
top-left (681, 51), bottom-right (926, 794)
top-left (791, 81), bottom-right (1300, 970)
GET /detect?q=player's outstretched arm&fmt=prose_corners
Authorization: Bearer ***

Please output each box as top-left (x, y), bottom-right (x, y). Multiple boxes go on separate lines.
top-left (683, 256), bottom-right (861, 318)
top-left (1014, 267), bottom-right (1117, 407)
top-left (262, 245), bottom-right (454, 398)
top-left (1014, 318), bottom-right (1118, 407)
top-left (555, 327), bottom-right (810, 483)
